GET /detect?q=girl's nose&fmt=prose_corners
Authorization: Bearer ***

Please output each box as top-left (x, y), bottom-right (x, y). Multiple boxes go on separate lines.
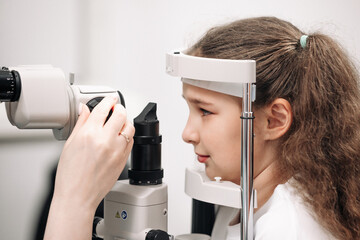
top-left (182, 117), bottom-right (199, 145)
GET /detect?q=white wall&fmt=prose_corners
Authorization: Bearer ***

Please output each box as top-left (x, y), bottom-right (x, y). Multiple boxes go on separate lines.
top-left (0, 0), bottom-right (77, 239)
top-left (0, 0), bottom-right (359, 239)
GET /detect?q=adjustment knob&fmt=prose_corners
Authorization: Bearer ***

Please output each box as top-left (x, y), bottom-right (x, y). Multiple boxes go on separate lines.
top-left (86, 97), bottom-right (104, 112)
top-left (86, 97), bottom-right (113, 122)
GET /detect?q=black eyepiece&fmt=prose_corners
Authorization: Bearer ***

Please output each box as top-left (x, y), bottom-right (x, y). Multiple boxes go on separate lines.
top-left (0, 67), bottom-right (21, 102)
top-left (129, 102), bottom-right (163, 185)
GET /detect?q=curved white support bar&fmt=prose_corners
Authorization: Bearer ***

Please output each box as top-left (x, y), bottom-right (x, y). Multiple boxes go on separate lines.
top-left (184, 167), bottom-right (241, 209)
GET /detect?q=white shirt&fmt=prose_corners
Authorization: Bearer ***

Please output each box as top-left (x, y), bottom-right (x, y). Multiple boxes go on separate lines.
top-left (211, 181), bottom-right (335, 240)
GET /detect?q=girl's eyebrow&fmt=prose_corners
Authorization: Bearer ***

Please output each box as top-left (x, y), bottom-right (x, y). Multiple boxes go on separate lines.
top-left (182, 94), bottom-right (213, 106)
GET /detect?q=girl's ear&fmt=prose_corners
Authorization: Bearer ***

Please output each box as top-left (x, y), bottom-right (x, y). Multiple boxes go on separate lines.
top-left (263, 98), bottom-right (293, 140)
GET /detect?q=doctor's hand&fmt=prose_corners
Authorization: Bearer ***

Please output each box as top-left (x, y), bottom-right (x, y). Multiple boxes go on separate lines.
top-left (44, 96), bottom-right (134, 240)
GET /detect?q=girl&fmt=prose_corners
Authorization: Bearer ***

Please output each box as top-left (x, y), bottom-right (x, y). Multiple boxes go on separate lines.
top-left (182, 17), bottom-right (360, 239)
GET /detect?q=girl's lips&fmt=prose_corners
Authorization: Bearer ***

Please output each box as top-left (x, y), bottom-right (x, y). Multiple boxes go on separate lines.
top-left (197, 154), bottom-right (209, 163)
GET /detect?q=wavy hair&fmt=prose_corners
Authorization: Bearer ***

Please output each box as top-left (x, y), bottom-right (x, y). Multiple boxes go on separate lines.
top-left (187, 17), bottom-right (360, 239)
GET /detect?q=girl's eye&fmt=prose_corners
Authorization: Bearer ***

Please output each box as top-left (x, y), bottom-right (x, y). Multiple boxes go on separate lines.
top-left (200, 108), bottom-right (212, 116)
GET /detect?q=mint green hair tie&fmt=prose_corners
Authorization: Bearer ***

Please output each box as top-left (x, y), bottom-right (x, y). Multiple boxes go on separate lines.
top-left (300, 35), bottom-right (308, 49)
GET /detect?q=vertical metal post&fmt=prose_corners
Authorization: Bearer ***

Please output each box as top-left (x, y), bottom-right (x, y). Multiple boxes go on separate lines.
top-left (241, 83), bottom-right (254, 240)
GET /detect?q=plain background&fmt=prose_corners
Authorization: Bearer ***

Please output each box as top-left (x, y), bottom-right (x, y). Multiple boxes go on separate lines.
top-left (0, 0), bottom-right (359, 239)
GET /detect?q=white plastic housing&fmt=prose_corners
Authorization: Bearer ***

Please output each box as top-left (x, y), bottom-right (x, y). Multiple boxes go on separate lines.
top-left (4, 65), bottom-right (121, 140)
top-left (104, 180), bottom-right (168, 240)
top-left (5, 65), bottom-right (69, 128)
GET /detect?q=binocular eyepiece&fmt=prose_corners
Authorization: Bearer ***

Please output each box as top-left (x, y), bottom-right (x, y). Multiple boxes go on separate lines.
top-left (129, 102), bottom-right (163, 185)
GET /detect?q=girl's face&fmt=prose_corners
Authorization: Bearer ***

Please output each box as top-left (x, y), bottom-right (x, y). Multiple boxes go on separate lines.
top-left (182, 83), bottom-right (243, 184)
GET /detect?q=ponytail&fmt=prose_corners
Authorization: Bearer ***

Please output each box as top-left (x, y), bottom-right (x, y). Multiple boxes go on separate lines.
top-left (287, 33), bottom-right (360, 239)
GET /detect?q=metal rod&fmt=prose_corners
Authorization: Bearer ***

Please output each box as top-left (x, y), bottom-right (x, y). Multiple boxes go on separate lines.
top-left (241, 83), bottom-right (254, 240)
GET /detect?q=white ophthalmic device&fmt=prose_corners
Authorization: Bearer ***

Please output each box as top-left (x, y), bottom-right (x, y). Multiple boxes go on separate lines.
top-left (0, 50), bottom-right (256, 239)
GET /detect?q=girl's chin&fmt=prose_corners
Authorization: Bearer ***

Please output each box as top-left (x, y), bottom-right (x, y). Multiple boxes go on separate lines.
top-left (205, 169), bottom-right (218, 181)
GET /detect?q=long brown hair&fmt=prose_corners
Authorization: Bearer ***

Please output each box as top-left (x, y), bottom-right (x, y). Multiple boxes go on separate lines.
top-left (187, 17), bottom-right (360, 239)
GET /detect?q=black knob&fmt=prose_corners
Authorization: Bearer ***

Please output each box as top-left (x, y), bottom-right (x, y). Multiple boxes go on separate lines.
top-left (146, 230), bottom-right (169, 240)
top-left (86, 96), bottom-right (121, 123)
top-left (86, 92), bottom-right (126, 114)
top-left (0, 67), bottom-right (21, 102)
top-left (86, 97), bottom-right (106, 112)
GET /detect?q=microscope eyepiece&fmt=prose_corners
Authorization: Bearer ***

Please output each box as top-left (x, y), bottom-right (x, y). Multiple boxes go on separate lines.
top-left (129, 102), bottom-right (163, 185)
top-left (0, 67), bottom-right (21, 102)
